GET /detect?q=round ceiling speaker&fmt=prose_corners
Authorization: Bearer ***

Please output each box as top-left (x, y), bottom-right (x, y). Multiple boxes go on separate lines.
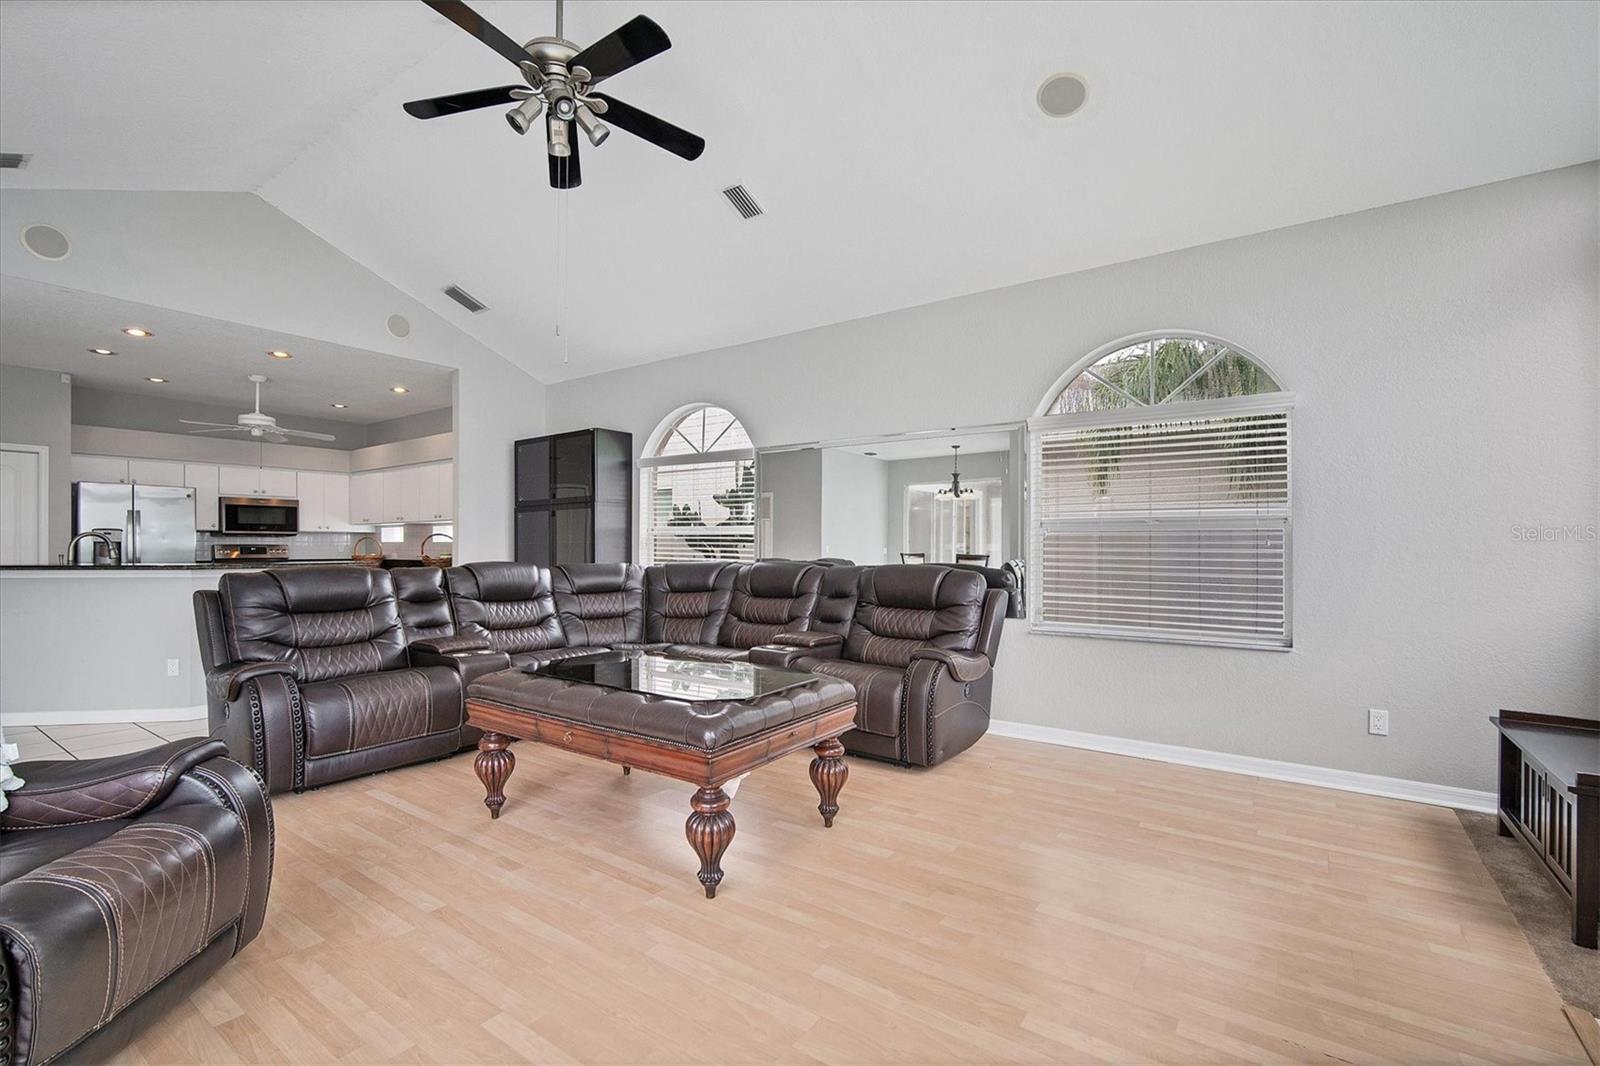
top-left (1037, 73), bottom-right (1089, 118)
top-left (385, 313), bottom-right (412, 339)
top-left (20, 223), bottom-right (70, 261)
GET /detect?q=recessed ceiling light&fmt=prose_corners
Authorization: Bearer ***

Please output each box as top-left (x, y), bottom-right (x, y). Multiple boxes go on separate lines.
top-left (331, 402), bottom-right (349, 409)
top-left (122, 327), bottom-right (153, 338)
top-left (1037, 73), bottom-right (1089, 118)
top-left (146, 376), bottom-right (167, 383)
top-left (389, 385), bottom-right (409, 394)
top-left (267, 349), bottom-right (293, 359)
top-left (88, 347), bottom-right (115, 356)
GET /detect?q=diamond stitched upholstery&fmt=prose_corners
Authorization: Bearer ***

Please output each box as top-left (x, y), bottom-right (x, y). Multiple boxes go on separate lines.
top-left (445, 562), bottom-right (565, 654)
top-left (643, 563), bottom-right (736, 644)
top-left (552, 564), bottom-right (645, 647)
top-left (717, 562), bottom-right (822, 649)
top-left (845, 566), bottom-right (985, 668)
top-left (393, 567), bottom-right (455, 643)
top-left (218, 567), bottom-right (407, 683)
top-left (299, 667), bottom-right (460, 758)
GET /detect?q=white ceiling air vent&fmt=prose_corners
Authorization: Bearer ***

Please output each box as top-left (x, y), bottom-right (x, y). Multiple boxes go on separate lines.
top-left (0, 153), bottom-right (30, 169)
top-left (442, 284), bottom-right (487, 314)
top-left (722, 185), bottom-right (763, 220)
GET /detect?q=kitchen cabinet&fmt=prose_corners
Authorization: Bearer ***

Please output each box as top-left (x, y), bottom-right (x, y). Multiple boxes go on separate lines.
top-left (218, 465), bottom-right (297, 498)
top-left (297, 471), bottom-right (358, 531)
top-left (416, 461), bottom-right (454, 521)
top-left (381, 467), bottom-right (422, 524)
top-left (184, 464), bottom-right (220, 531)
top-left (72, 455), bottom-right (131, 484)
top-left (350, 471), bottom-right (384, 525)
top-left (127, 459), bottom-right (186, 486)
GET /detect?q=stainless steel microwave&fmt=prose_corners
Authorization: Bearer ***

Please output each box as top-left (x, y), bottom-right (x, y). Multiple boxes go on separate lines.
top-left (219, 496), bottom-right (299, 535)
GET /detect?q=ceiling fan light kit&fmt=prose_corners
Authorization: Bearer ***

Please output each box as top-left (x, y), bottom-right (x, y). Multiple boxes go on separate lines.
top-left (405, 0), bottom-right (705, 188)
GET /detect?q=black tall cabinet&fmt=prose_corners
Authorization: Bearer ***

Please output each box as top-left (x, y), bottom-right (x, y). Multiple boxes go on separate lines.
top-left (514, 428), bottom-right (632, 567)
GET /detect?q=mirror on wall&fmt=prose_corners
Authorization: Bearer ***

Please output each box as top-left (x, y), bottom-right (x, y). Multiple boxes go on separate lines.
top-left (756, 422), bottom-right (1026, 578)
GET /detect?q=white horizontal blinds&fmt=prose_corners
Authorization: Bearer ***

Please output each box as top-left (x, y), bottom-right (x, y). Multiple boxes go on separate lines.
top-left (1033, 409), bottom-right (1291, 647)
top-left (644, 458), bottom-right (757, 564)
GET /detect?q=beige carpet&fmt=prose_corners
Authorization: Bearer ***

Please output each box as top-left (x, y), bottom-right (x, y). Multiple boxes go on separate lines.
top-left (1458, 809), bottom-right (1599, 1016)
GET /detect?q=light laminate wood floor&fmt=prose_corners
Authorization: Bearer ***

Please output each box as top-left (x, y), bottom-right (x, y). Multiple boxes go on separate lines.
top-left (115, 735), bottom-right (1583, 1064)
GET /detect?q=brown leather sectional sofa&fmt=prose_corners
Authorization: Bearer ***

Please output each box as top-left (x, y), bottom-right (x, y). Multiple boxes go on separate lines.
top-left (0, 738), bottom-right (272, 1064)
top-left (194, 559), bottom-right (1009, 793)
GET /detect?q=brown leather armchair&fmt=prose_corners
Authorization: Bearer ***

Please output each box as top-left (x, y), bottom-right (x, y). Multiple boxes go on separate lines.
top-left (750, 565), bottom-right (1006, 766)
top-left (446, 561), bottom-right (604, 669)
top-left (0, 738), bottom-right (272, 1064)
top-left (550, 562), bottom-right (647, 646)
top-left (642, 561), bottom-right (738, 655)
top-left (197, 566), bottom-right (467, 793)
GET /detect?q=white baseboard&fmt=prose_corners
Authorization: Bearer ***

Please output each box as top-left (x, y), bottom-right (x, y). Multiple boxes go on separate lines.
top-left (2, 705), bottom-right (206, 727)
top-left (988, 719), bottom-right (1496, 814)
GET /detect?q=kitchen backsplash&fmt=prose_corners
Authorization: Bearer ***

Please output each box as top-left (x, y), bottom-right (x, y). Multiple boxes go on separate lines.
top-left (197, 525), bottom-right (453, 563)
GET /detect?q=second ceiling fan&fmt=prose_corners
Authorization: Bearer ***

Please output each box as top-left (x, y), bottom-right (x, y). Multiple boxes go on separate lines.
top-left (404, 0), bottom-right (705, 189)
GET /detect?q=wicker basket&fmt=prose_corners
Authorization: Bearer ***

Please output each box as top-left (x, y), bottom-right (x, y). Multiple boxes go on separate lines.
top-left (420, 532), bottom-right (454, 568)
top-left (351, 535), bottom-right (385, 568)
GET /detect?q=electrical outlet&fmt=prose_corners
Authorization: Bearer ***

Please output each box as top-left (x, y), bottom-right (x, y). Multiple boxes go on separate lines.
top-left (166, 658), bottom-right (181, 677)
top-left (1368, 708), bottom-right (1390, 736)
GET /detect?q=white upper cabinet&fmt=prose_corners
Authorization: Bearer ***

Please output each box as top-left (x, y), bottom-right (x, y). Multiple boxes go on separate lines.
top-left (381, 467), bottom-right (422, 524)
top-left (72, 455), bottom-right (131, 484)
top-left (184, 464), bottom-right (220, 530)
top-left (217, 465), bottom-right (298, 497)
top-left (296, 471), bottom-right (360, 531)
top-left (127, 459), bottom-right (187, 486)
top-left (416, 461), bottom-right (454, 521)
top-left (350, 471), bottom-right (384, 525)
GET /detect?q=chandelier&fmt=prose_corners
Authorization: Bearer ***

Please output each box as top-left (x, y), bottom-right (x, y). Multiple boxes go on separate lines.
top-left (935, 445), bottom-right (975, 501)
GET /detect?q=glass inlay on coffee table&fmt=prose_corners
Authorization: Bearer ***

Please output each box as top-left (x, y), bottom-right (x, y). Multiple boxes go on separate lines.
top-left (530, 650), bottom-right (818, 703)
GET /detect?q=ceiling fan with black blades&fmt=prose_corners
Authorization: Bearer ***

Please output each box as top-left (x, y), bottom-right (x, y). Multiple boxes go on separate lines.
top-left (403, 0), bottom-right (705, 189)
top-left (179, 375), bottom-right (336, 444)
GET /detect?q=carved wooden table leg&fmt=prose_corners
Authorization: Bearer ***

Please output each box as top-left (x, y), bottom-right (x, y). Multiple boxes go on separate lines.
top-left (475, 732), bottom-right (515, 819)
top-left (810, 736), bottom-right (848, 827)
top-left (685, 785), bottom-right (735, 898)
top-left (622, 765), bottom-right (631, 776)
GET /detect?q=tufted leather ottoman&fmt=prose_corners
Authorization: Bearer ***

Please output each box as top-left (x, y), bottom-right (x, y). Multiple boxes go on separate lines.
top-left (465, 651), bottom-right (857, 898)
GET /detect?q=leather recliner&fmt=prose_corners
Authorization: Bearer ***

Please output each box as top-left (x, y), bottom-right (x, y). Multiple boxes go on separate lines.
top-left (0, 738), bottom-right (272, 1064)
top-left (667, 560), bottom-right (822, 662)
top-left (750, 565), bottom-right (1007, 766)
top-left (550, 562), bottom-right (646, 647)
top-left (642, 561), bottom-right (739, 657)
top-left (197, 566), bottom-right (473, 792)
top-left (443, 561), bottom-right (591, 670)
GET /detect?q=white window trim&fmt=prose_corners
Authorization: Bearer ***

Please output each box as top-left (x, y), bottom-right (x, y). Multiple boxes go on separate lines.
top-left (1026, 337), bottom-right (1296, 651)
top-left (637, 406), bottom-right (757, 565)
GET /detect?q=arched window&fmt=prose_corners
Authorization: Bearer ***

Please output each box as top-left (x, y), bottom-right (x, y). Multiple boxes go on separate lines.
top-left (1029, 333), bottom-right (1294, 649)
top-left (639, 405), bottom-right (757, 564)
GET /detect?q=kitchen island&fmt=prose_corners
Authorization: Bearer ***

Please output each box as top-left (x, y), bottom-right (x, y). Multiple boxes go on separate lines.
top-left (0, 561), bottom-right (429, 726)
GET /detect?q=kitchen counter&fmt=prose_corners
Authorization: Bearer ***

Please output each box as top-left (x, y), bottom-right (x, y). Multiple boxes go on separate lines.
top-left (0, 558), bottom-right (433, 572)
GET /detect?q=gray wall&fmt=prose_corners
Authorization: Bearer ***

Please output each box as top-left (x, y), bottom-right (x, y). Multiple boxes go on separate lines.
top-left (884, 450), bottom-right (1012, 563)
top-left (545, 164), bottom-right (1600, 792)
top-left (72, 385), bottom-right (361, 449)
top-left (0, 365), bottom-right (73, 551)
top-left (366, 406), bottom-right (452, 446)
top-left (758, 448), bottom-right (822, 559)
top-left (820, 450), bottom-right (889, 564)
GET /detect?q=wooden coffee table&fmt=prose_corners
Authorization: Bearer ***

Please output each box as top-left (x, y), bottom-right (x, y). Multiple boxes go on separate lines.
top-left (465, 651), bottom-right (858, 898)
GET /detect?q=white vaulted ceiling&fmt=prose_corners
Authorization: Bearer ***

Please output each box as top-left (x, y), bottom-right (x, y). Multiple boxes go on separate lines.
top-left (1, 0), bottom-right (1595, 385)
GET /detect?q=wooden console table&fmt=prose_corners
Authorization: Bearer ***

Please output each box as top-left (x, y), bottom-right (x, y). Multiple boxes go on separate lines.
top-left (1492, 710), bottom-right (1599, 948)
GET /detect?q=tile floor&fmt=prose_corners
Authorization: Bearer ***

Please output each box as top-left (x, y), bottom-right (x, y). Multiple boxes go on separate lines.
top-left (5, 719), bottom-right (208, 761)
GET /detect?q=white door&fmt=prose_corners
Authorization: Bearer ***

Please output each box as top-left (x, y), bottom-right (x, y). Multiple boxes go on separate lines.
top-left (184, 464), bottom-right (220, 530)
top-left (0, 446), bottom-right (46, 565)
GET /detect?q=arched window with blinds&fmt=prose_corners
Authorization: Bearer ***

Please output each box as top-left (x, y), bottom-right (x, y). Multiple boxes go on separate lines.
top-left (639, 405), bottom-right (757, 564)
top-left (1028, 334), bottom-right (1294, 649)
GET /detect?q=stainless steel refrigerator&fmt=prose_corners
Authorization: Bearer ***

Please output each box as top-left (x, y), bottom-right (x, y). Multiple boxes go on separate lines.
top-left (72, 482), bottom-right (198, 564)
